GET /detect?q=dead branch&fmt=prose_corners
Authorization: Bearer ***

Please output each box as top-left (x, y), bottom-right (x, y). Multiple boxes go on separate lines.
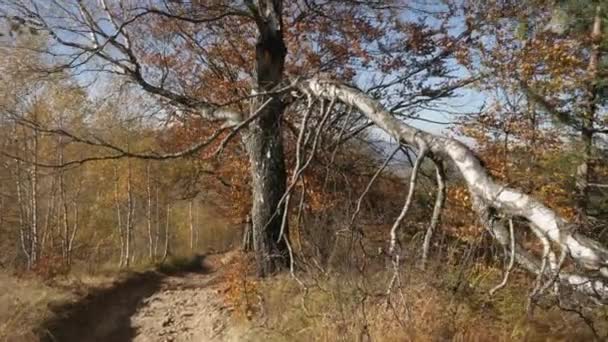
top-left (489, 218), bottom-right (516, 295)
top-left (302, 77), bottom-right (608, 302)
top-left (421, 159), bottom-right (446, 270)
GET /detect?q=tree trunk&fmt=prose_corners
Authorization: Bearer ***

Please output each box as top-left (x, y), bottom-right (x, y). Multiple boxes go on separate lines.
top-left (146, 163), bottom-right (153, 260)
top-left (244, 0), bottom-right (289, 276)
top-left (162, 204), bottom-right (170, 263)
top-left (189, 200), bottom-right (194, 252)
top-left (242, 214), bottom-right (253, 252)
top-left (195, 202), bottom-right (200, 250)
top-left (67, 200), bottom-right (79, 267)
top-left (125, 159), bottom-right (134, 268)
top-left (15, 151), bottom-right (31, 268)
top-left (576, 5), bottom-right (602, 222)
top-left (114, 166), bottom-right (125, 268)
top-left (58, 135), bottom-right (73, 266)
top-left (41, 175), bottom-right (57, 260)
top-left (0, 185), bottom-right (3, 246)
top-left (154, 185), bottom-right (160, 260)
top-left (30, 121), bottom-right (39, 267)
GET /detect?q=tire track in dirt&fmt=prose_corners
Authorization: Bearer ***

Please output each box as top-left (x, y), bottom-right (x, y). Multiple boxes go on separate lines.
top-left (40, 253), bottom-right (239, 342)
top-left (131, 272), bottom-right (230, 342)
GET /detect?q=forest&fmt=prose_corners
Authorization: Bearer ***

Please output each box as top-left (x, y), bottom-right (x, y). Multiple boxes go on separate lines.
top-left (0, 0), bottom-right (608, 341)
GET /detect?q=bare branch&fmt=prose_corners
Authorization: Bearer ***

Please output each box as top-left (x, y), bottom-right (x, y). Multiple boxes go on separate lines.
top-left (489, 218), bottom-right (516, 295)
top-left (389, 147), bottom-right (426, 255)
top-left (421, 159), bottom-right (446, 269)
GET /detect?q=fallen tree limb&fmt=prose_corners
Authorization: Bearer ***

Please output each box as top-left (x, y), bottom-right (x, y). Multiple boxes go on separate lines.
top-left (302, 77), bottom-right (608, 302)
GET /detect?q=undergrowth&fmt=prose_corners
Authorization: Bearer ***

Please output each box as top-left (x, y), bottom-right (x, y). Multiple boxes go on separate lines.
top-left (221, 253), bottom-right (607, 341)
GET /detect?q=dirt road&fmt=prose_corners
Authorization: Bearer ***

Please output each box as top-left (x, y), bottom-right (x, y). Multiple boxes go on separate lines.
top-left (130, 270), bottom-right (231, 342)
top-left (41, 253), bottom-right (243, 342)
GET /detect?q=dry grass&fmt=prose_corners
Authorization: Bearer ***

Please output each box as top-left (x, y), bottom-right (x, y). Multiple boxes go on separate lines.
top-left (0, 271), bottom-right (71, 341)
top-left (0, 270), bottom-right (124, 341)
top-left (222, 258), bottom-right (606, 342)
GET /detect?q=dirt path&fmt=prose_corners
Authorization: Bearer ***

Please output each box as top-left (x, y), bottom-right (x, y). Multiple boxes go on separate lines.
top-left (130, 270), bottom-right (231, 342)
top-left (41, 253), bottom-right (243, 342)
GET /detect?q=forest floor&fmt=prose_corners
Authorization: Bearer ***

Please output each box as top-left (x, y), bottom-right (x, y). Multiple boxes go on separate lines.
top-left (6, 252), bottom-right (245, 342)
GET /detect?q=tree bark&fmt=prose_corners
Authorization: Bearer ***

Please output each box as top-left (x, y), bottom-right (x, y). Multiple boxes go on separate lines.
top-left (244, 0), bottom-right (289, 276)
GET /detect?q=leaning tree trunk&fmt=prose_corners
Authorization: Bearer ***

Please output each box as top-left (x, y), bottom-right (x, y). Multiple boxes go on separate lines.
top-left (244, 0), bottom-right (289, 276)
top-left (303, 78), bottom-right (608, 301)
